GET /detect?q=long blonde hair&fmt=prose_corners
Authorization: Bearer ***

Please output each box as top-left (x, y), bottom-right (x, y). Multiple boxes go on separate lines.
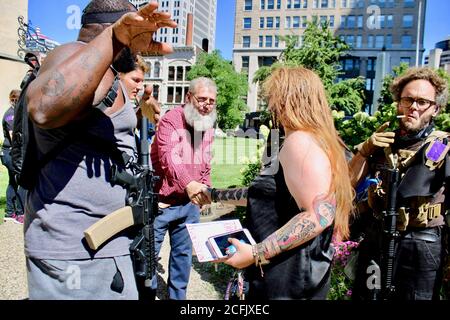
top-left (263, 66), bottom-right (354, 240)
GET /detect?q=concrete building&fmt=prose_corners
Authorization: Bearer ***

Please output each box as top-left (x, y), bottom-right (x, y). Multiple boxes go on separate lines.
top-left (233, 0), bottom-right (426, 113)
top-left (0, 0), bottom-right (29, 129)
top-left (142, 46), bottom-right (201, 113)
top-left (129, 0), bottom-right (217, 51)
top-left (425, 37), bottom-right (450, 75)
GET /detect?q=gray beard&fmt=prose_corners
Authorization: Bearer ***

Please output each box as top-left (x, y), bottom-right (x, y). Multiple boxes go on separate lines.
top-left (183, 103), bottom-right (217, 132)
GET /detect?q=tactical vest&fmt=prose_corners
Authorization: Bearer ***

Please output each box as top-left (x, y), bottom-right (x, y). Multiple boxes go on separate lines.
top-left (367, 127), bottom-right (450, 231)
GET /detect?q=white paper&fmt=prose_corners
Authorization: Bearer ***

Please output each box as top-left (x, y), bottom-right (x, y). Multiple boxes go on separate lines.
top-left (186, 219), bottom-right (243, 262)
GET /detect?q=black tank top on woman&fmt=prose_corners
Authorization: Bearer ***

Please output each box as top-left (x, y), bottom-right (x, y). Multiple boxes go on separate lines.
top-left (244, 163), bottom-right (335, 300)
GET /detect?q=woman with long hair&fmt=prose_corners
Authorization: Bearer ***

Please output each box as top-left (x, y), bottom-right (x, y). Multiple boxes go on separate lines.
top-left (203, 66), bottom-right (354, 299)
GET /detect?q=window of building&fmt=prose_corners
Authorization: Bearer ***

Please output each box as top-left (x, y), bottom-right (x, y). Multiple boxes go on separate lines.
top-left (400, 57), bottom-right (411, 65)
top-left (267, 17), bottom-right (274, 28)
top-left (385, 34), bottom-right (392, 48)
top-left (356, 35), bottom-right (362, 48)
top-left (243, 17), bottom-right (252, 29)
top-left (175, 87), bottom-right (183, 103)
top-left (347, 15), bottom-right (356, 28)
top-left (367, 58), bottom-right (376, 71)
top-left (185, 66), bottom-right (191, 81)
top-left (368, 35), bottom-right (374, 48)
top-left (347, 35), bottom-right (355, 48)
top-left (329, 15), bottom-right (335, 28)
top-left (242, 56), bottom-right (250, 72)
top-left (302, 16), bottom-right (308, 28)
top-left (403, 15), bottom-right (413, 28)
top-left (313, 0), bottom-right (319, 8)
top-left (243, 36), bottom-right (251, 48)
top-left (154, 62), bottom-right (161, 78)
top-left (401, 35), bottom-right (412, 48)
top-left (259, 35), bottom-right (264, 47)
top-left (320, 16), bottom-right (327, 26)
top-left (344, 59), bottom-right (354, 71)
top-left (404, 0), bottom-right (415, 8)
top-left (277, 0), bottom-right (282, 9)
top-left (167, 87), bottom-right (174, 103)
top-left (340, 16), bottom-right (346, 28)
top-left (176, 66), bottom-right (183, 81)
top-left (293, 16), bottom-right (300, 28)
top-left (260, 0), bottom-right (265, 9)
top-left (387, 15), bottom-right (394, 28)
top-left (357, 15), bottom-right (363, 29)
top-left (260, 17), bottom-right (265, 28)
top-left (266, 35), bottom-right (273, 47)
top-left (285, 16), bottom-right (291, 28)
top-left (275, 17), bottom-right (280, 28)
top-left (341, 0), bottom-right (347, 8)
top-left (349, 0), bottom-right (357, 8)
top-left (268, 0), bottom-right (275, 9)
top-left (366, 78), bottom-right (373, 91)
top-left (375, 35), bottom-right (384, 48)
top-left (168, 66), bottom-right (175, 81)
top-left (379, 15), bottom-right (386, 28)
top-left (244, 0), bottom-right (253, 10)
top-left (275, 35), bottom-right (280, 47)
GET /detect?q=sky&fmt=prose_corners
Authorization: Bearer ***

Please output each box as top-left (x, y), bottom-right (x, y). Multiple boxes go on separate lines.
top-left (28, 0), bottom-right (449, 62)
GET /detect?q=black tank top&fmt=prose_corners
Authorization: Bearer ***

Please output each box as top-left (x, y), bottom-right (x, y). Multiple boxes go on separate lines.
top-left (245, 164), bottom-right (335, 300)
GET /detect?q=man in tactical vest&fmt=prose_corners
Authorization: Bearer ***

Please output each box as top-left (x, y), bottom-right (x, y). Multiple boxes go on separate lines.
top-left (350, 67), bottom-right (449, 300)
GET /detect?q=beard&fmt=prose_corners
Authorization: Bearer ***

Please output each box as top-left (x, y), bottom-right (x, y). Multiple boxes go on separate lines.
top-left (399, 112), bottom-right (434, 135)
top-left (183, 102), bottom-right (217, 132)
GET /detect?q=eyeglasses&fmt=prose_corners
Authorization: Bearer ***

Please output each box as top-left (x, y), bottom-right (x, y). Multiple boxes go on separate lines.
top-left (399, 97), bottom-right (436, 111)
top-left (192, 94), bottom-right (216, 107)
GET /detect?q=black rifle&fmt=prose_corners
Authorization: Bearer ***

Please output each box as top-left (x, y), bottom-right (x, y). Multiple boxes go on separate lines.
top-left (110, 116), bottom-right (160, 300)
top-left (380, 161), bottom-right (400, 300)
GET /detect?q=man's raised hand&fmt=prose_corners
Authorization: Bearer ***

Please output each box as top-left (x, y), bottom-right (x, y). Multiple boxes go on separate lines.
top-left (140, 85), bottom-right (161, 125)
top-left (112, 2), bottom-right (177, 54)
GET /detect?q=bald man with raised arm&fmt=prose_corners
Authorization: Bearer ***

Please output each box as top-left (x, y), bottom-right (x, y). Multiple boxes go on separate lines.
top-left (23, 1), bottom-right (175, 300)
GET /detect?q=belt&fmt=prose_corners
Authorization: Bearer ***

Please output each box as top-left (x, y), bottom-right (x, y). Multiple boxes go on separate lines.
top-left (402, 226), bottom-right (441, 242)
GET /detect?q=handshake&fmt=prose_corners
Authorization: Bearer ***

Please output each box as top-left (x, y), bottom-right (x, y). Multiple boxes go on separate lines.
top-left (186, 181), bottom-right (213, 207)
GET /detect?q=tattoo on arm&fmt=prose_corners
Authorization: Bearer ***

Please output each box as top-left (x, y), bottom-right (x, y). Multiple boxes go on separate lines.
top-left (313, 193), bottom-right (336, 228)
top-left (259, 194), bottom-right (336, 260)
top-left (41, 71), bottom-right (66, 97)
top-left (212, 188), bottom-right (248, 203)
top-left (261, 216), bottom-right (317, 259)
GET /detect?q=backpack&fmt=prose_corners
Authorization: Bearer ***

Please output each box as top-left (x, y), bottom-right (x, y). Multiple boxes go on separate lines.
top-left (11, 64), bottom-right (40, 190)
top-left (11, 63), bottom-right (121, 190)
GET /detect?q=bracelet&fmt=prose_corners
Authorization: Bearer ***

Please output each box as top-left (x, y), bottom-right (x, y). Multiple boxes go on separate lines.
top-left (210, 188), bottom-right (217, 202)
top-left (252, 244), bottom-right (270, 278)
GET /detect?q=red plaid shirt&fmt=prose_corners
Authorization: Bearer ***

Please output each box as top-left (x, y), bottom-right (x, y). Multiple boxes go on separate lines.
top-left (150, 106), bottom-right (214, 205)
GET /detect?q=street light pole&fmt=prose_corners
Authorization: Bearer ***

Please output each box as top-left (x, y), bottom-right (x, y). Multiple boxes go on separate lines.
top-left (415, 0), bottom-right (423, 67)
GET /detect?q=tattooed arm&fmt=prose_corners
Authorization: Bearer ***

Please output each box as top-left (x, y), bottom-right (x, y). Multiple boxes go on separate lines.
top-left (27, 4), bottom-right (176, 129)
top-left (206, 188), bottom-right (249, 207)
top-left (221, 131), bottom-right (336, 269)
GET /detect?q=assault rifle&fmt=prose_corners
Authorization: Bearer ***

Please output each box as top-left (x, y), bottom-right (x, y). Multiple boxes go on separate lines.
top-left (84, 116), bottom-right (160, 300)
top-left (380, 152), bottom-right (400, 300)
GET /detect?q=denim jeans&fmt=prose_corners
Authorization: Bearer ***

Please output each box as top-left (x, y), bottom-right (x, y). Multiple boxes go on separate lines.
top-left (151, 202), bottom-right (200, 300)
top-left (393, 227), bottom-right (443, 300)
top-left (353, 223), bottom-right (443, 300)
top-left (1, 148), bottom-right (26, 215)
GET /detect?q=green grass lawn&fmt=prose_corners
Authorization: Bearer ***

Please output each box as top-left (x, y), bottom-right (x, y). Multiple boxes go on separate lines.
top-left (0, 137), bottom-right (259, 222)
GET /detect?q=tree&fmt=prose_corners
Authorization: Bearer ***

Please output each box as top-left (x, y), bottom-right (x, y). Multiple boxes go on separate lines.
top-left (252, 22), bottom-right (365, 116)
top-left (187, 50), bottom-right (249, 130)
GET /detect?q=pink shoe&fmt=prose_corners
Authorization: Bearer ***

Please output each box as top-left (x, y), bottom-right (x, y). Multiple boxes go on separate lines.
top-left (4, 213), bottom-right (17, 222)
top-left (14, 215), bottom-right (24, 225)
